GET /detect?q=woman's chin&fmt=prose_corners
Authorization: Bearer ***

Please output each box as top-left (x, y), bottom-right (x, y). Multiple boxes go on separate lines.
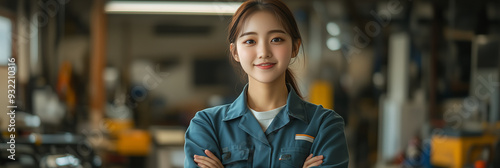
top-left (249, 75), bottom-right (284, 84)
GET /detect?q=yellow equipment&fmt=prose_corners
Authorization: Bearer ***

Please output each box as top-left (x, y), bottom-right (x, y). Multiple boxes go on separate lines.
top-left (308, 80), bottom-right (334, 110)
top-left (431, 133), bottom-right (497, 168)
top-left (106, 119), bottom-right (151, 156)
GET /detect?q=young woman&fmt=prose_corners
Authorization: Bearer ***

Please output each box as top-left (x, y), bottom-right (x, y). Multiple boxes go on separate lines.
top-left (184, 0), bottom-right (349, 167)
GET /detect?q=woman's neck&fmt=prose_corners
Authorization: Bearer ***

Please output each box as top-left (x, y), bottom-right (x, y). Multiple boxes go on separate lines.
top-left (247, 75), bottom-right (288, 112)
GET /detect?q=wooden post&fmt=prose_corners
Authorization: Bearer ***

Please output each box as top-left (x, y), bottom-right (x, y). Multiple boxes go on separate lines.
top-left (90, 0), bottom-right (106, 129)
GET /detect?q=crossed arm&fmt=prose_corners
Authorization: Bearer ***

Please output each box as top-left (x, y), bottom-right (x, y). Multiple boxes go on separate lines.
top-left (194, 149), bottom-right (324, 168)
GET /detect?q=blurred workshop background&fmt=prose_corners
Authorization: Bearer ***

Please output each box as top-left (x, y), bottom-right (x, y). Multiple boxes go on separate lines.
top-left (0, 0), bottom-right (500, 167)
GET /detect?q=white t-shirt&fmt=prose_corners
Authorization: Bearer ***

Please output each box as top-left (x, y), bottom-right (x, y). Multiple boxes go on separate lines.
top-left (249, 105), bottom-right (286, 132)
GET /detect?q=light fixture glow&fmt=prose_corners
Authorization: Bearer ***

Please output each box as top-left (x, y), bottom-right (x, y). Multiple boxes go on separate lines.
top-left (327, 37), bottom-right (341, 51)
top-left (105, 1), bottom-right (242, 15)
top-left (326, 22), bottom-right (340, 36)
top-left (55, 155), bottom-right (80, 166)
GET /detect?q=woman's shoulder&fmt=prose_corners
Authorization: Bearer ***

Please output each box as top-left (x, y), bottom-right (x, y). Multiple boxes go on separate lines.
top-left (192, 104), bottom-right (232, 121)
top-left (302, 101), bottom-right (345, 123)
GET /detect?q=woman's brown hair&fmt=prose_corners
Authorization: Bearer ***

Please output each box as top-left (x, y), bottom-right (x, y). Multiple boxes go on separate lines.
top-left (228, 0), bottom-right (303, 98)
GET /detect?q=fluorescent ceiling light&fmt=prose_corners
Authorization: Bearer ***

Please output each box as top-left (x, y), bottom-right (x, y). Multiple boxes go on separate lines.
top-left (105, 1), bottom-right (242, 15)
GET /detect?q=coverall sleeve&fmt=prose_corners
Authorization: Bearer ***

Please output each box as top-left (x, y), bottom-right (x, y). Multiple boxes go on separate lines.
top-left (184, 111), bottom-right (222, 168)
top-left (310, 111), bottom-right (349, 167)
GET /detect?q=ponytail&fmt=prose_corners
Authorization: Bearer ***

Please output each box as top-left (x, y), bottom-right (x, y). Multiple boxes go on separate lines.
top-left (285, 68), bottom-right (302, 99)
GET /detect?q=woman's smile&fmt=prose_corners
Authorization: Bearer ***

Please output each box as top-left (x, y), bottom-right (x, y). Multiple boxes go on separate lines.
top-left (254, 62), bottom-right (276, 69)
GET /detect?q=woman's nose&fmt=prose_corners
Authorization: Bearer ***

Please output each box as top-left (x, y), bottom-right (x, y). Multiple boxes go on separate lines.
top-left (258, 43), bottom-right (272, 59)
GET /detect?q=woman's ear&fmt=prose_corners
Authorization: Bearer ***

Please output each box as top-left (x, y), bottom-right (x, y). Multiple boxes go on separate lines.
top-left (230, 43), bottom-right (240, 62)
top-left (292, 39), bottom-right (302, 58)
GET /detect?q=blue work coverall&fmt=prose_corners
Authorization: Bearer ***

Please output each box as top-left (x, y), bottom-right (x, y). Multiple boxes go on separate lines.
top-left (184, 84), bottom-right (349, 167)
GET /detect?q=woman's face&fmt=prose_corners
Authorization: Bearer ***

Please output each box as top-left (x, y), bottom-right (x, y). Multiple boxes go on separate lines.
top-left (232, 11), bottom-right (294, 84)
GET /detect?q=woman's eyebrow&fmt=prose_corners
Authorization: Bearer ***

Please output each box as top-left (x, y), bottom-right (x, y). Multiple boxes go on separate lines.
top-left (239, 31), bottom-right (257, 37)
top-left (239, 29), bottom-right (287, 38)
top-left (268, 29), bottom-right (286, 35)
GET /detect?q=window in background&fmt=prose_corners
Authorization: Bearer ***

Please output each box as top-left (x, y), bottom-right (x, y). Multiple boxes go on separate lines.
top-left (0, 16), bottom-right (12, 65)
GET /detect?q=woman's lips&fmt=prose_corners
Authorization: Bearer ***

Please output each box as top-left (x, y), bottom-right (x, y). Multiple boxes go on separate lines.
top-left (255, 63), bottom-right (276, 69)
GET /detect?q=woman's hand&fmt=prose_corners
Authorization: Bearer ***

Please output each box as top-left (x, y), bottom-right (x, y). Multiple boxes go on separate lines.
top-left (193, 150), bottom-right (224, 168)
top-left (303, 154), bottom-right (324, 168)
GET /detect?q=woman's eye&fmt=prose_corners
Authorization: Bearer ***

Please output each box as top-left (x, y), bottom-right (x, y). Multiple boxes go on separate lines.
top-left (271, 38), bottom-right (283, 43)
top-left (244, 40), bottom-right (255, 44)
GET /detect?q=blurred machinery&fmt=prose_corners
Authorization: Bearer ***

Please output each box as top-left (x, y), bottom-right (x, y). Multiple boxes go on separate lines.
top-left (431, 130), bottom-right (496, 168)
top-left (379, 32), bottom-right (427, 164)
top-left (102, 66), bottom-right (152, 167)
top-left (431, 35), bottom-right (500, 168)
top-left (470, 35), bottom-right (500, 129)
top-left (0, 119), bottom-right (101, 168)
top-left (148, 126), bottom-right (185, 168)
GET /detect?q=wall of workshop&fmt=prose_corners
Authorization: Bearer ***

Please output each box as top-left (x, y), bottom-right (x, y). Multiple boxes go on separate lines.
top-left (107, 14), bottom-right (234, 110)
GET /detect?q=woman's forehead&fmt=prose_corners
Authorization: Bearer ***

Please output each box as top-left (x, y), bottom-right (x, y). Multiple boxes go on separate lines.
top-left (239, 10), bottom-right (286, 35)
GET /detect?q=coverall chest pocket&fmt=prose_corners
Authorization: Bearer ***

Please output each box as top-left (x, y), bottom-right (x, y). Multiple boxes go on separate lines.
top-left (279, 147), bottom-right (309, 168)
top-left (221, 145), bottom-right (252, 167)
